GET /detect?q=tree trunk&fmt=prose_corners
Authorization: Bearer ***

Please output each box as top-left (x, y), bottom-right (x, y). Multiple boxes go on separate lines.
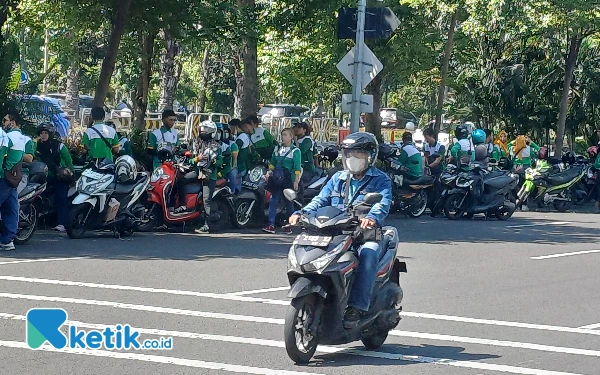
top-left (232, 50), bottom-right (244, 118)
top-left (434, 11), bottom-right (458, 133)
top-left (197, 44), bottom-right (211, 113)
top-left (157, 30), bottom-right (181, 112)
top-left (555, 34), bottom-right (583, 152)
top-left (93, 0), bottom-right (133, 107)
top-left (64, 60), bottom-right (80, 121)
top-left (134, 29), bottom-right (156, 130)
top-left (365, 74), bottom-right (384, 142)
top-left (237, 0), bottom-right (258, 118)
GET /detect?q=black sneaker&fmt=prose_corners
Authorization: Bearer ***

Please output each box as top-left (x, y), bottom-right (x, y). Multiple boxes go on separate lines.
top-left (343, 307), bottom-right (362, 330)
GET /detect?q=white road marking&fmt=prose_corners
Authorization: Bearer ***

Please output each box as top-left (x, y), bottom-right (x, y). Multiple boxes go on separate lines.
top-left (228, 287), bottom-right (291, 296)
top-left (531, 249), bottom-right (600, 260)
top-left (0, 313), bottom-right (586, 375)
top-left (0, 257), bottom-right (88, 266)
top-left (505, 221), bottom-right (570, 229)
top-left (2, 276), bottom-right (600, 336)
top-left (0, 340), bottom-right (321, 375)
top-left (578, 323), bottom-right (600, 329)
top-left (0, 275), bottom-right (289, 305)
top-left (0, 292), bottom-right (285, 324)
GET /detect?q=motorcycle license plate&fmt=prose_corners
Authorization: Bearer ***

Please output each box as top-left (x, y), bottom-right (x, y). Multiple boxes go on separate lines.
top-left (242, 181), bottom-right (258, 189)
top-left (294, 234), bottom-right (332, 247)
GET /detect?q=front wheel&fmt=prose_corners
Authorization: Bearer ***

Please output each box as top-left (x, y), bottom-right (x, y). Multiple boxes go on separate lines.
top-left (495, 192), bottom-right (517, 221)
top-left (231, 199), bottom-right (254, 229)
top-left (14, 204), bottom-right (38, 245)
top-left (284, 295), bottom-right (319, 364)
top-left (444, 194), bottom-right (465, 220)
top-left (66, 203), bottom-right (94, 239)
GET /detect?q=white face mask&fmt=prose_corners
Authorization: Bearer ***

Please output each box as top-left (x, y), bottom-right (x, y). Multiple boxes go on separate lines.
top-left (345, 156), bottom-right (368, 174)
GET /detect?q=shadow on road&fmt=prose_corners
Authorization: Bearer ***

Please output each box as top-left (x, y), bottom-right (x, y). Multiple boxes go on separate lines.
top-left (310, 343), bottom-right (500, 367)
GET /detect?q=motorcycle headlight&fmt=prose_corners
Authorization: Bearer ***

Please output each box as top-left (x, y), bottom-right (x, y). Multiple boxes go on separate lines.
top-left (249, 167), bottom-right (264, 183)
top-left (151, 167), bottom-right (165, 182)
top-left (81, 175), bottom-right (112, 194)
top-left (304, 240), bottom-right (349, 273)
top-left (456, 178), bottom-right (473, 188)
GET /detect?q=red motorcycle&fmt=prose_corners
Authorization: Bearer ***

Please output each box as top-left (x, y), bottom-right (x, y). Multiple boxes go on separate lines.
top-left (139, 149), bottom-right (234, 231)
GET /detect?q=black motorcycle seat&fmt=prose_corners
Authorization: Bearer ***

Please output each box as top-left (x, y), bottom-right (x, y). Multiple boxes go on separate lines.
top-left (19, 183), bottom-right (41, 199)
top-left (181, 171), bottom-right (199, 183)
top-left (404, 175), bottom-right (435, 185)
top-left (483, 171), bottom-right (507, 180)
top-left (546, 168), bottom-right (581, 186)
top-left (484, 176), bottom-right (514, 189)
top-left (113, 174), bottom-right (147, 195)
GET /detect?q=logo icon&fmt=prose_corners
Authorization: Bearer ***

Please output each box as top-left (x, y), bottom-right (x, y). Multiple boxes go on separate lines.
top-left (26, 308), bottom-right (68, 349)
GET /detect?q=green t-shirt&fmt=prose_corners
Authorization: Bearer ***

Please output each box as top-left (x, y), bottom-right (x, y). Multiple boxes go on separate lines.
top-left (0, 129), bottom-right (26, 179)
top-left (7, 129), bottom-right (33, 175)
top-left (219, 141), bottom-right (239, 177)
top-left (82, 123), bottom-right (120, 161)
top-left (396, 144), bottom-right (423, 178)
top-left (296, 136), bottom-right (316, 173)
top-left (492, 144), bottom-right (508, 161)
top-left (148, 126), bottom-right (180, 170)
top-left (235, 133), bottom-right (252, 174)
top-left (250, 127), bottom-right (277, 161)
top-left (269, 145), bottom-right (302, 183)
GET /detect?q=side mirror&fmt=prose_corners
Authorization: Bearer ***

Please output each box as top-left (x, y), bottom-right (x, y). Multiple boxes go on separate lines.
top-left (284, 189), bottom-right (298, 202)
top-left (363, 192), bottom-right (383, 206)
top-left (489, 158), bottom-right (497, 165)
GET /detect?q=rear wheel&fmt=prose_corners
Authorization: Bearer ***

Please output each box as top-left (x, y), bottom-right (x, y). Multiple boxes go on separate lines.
top-left (444, 194), bottom-right (465, 220)
top-left (496, 192), bottom-right (517, 221)
top-left (407, 190), bottom-right (428, 218)
top-left (284, 295), bottom-right (319, 364)
top-left (138, 203), bottom-right (161, 232)
top-left (14, 204), bottom-right (38, 245)
top-left (208, 199), bottom-right (230, 232)
top-left (553, 190), bottom-right (573, 212)
top-left (66, 203), bottom-right (93, 239)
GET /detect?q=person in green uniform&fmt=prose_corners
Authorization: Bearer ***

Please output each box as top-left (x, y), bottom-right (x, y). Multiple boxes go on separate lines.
top-left (33, 123), bottom-right (74, 232)
top-left (394, 132), bottom-right (423, 179)
top-left (246, 115), bottom-right (277, 162)
top-left (3, 110), bottom-right (34, 194)
top-left (262, 128), bottom-right (301, 235)
top-left (0, 110), bottom-right (25, 250)
top-left (449, 124), bottom-right (474, 171)
top-left (81, 107), bottom-right (120, 162)
top-left (293, 121), bottom-right (317, 200)
top-left (219, 124), bottom-right (240, 193)
top-left (234, 118), bottom-right (255, 175)
top-left (493, 130), bottom-right (509, 161)
top-left (147, 109), bottom-right (180, 170)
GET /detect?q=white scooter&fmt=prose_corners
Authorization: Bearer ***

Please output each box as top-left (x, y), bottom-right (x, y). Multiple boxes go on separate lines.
top-left (66, 159), bottom-right (150, 239)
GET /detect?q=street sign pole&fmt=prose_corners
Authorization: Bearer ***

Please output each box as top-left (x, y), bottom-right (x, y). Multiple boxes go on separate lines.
top-left (350, 0), bottom-right (366, 133)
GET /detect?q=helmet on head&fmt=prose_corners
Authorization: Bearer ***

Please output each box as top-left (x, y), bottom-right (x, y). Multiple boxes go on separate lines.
top-left (115, 155), bottom-right (137, 183)
top-left (157, 149), bottom-right (173, 163)
top-left (340, 132), bottom-right (378, 175)
top-left (562, 151), bottom-right (576, 165)
top-left (538, 147), bottom-right (548, 160)
top-left (587, 146), bottom-right (598, 158)
top-left (37, 122), bottom-right (56, 136)
top-left (322, 145), bottom-right (339, 162)
top-left (472, 129), bottom-right (486, 145)
top-left (455, 124), bottom-right (470, 140)
top-left (405, 122), bottom-right (415, 131)
top-left (199, 120), bottom-right (217, 138)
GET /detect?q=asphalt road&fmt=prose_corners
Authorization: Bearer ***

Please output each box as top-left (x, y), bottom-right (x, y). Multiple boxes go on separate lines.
top-left (1, 211), bottom-right (600, 375)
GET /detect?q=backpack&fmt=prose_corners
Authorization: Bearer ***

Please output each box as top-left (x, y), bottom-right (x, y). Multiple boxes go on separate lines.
top-left (269, 147), bottom-right (294, 188)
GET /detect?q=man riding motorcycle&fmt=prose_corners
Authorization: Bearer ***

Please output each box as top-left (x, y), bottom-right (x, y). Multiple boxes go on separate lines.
top-left (289, 132), bottom-right (392, 329)
top-left (394, 132), bottom-right (423, 179)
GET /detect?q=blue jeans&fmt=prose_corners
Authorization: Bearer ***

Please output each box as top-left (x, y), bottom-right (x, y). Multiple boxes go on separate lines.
top-left (0, 178), bottom-right (19, 244)
top-left (228, 168), bottom-right (241, 194)
top-left (348, 241), bottom-right (382, 311)
top-left (268, 188), bottom-right (294, 226)
top-left (54, 181), bottom-right (70, 226)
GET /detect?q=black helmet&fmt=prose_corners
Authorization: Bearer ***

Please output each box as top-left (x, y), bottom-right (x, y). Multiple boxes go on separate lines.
top-left (322, 145), bottom-right (339, 162)
top-left (157, 149), bottom-right (174, 163)
top-left (562, 151), bottom-right (576, 165)
top-left (37, 122), bottom-right (56, 136)
top-left (340, 132), bottom-right (378, 175)
top-left (378, 143), bottom-right (395, 161)
top-left (455, 124), bottom-right (469, 140)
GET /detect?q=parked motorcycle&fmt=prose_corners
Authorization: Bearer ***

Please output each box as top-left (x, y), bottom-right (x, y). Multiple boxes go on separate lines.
top-left (430, 164), bottom-right (459, 217)
top-left (283, 189), bottom-right (406, 364)
top-left (378, 144), bottom-right (434, 218)
top-left (444, 163), bottom-right (518, 220)
top-left (139, 149), bottom-right (234, 232)
top-left (12, 162), bottom-right (48, 245)
top-left (571, 163), bottom-right (595, 206)
top-left (66, 159), bottom-right (150, 239)
top-left (516, 164), bottom-right (586, 212)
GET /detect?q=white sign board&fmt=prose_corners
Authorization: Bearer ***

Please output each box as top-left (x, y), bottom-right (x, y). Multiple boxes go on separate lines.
top-left (342, 94), bottom-right (373, 114)
top-left (336, 45), bottom-right (383, 91)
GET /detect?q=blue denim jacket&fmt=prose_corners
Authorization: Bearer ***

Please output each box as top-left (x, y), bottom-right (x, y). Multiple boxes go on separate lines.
top-left (297, 167), bottom-right (392, 225)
